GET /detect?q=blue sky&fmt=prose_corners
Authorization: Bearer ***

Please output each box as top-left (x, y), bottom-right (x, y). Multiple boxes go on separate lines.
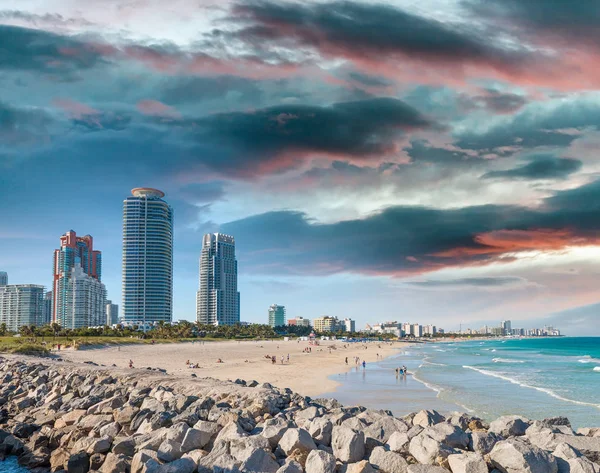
top-left (2, 0), bottom-right (600, 335)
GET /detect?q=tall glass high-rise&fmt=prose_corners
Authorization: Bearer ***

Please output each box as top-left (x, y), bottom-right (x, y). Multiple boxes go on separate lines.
top-left (122, 188), bottom-right (173, 326)
top-left (196, 233), bottom-right (240, 326)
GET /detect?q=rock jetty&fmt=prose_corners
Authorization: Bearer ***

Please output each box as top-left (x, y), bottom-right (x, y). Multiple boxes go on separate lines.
top-left (1, 357), bottom-right (600, 473)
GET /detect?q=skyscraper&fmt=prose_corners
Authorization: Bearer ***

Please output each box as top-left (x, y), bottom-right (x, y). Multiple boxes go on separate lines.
top-left (53, 230), bottom-right (101, 325)
top-left (268, 304), bottom-right (286, 327)
top-left (0, 284), bottom-right (44, 331)
top-left (0, 272), bottom-right (7, 286)
top-left (106, 300), bottom-right (119, 326)
top-left (122, 188), bottom-right (173, 325)
top-left (196, 233), bottom-right (240, 326)
top-left (63, 263), bottom-right (107, 329)
top-left (42, 291), bottom-right (52, 325)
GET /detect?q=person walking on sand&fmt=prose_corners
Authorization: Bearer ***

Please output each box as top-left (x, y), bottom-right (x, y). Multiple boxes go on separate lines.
top-left (281, 355), bottom-right (284, 365)
top-left (129, 360), bottom-right (134, 369)
top-left (287, 353), bottom-right (290, 363)
top-left (345, 357), bottom-right (348, 365)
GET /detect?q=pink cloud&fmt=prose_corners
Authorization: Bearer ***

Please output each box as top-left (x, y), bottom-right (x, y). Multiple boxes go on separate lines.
top-left (137, 99), bottom-right (181, 119)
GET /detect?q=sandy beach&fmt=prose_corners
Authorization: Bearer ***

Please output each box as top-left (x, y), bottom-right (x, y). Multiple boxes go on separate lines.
top-left (57, 339), bottom-right (408, 397)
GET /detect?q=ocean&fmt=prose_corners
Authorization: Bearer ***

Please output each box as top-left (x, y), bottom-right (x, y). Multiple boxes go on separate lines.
top-left (324, 337), bottom-right (600, 430)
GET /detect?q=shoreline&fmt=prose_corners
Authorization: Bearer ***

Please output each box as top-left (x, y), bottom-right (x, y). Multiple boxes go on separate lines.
top-left (48, 338), bottom-right (408, 397)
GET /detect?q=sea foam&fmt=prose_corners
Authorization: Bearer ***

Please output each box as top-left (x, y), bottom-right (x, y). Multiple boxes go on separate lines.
top-left (492, 358), bottom-right (525, 364)
top-left (462, 365), bottom-right (600, 409)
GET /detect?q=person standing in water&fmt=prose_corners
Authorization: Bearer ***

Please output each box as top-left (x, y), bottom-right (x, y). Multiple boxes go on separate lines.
top-left (362, 360), bottom-right (366, 369)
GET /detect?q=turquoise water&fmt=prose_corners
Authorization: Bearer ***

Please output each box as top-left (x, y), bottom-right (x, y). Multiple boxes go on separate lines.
top-left (326, 338), bottom-right (600, 429)
top-left (0, 457), bottom-right (25, 473)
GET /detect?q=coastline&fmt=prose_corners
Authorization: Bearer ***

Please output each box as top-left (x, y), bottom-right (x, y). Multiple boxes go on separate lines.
top-left (2, 355), bottom-right (600, 473)
top-left (51, 338), bottom-right (406, 397)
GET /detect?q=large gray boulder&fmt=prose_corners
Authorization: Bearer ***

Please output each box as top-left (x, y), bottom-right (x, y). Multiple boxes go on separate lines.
top-left (309, 417), bottom-right (333, 446)
top-left (239, 448), bottom-right (280, 473)
top-left (447, 452), bottom-right (488, 473)
top-left (181, 428), bottom-right (212, 452)
top-left (332, 426), bottom-right (365, 463)
top-left (341, 460), bottom-right (377, 473)
top-left (369, 446), bottom-right (409, 473)
top-left (157, 439), bottom-right (183, 462)
top-left (131, 450), bottom-right (159, 473)
top-left (100, 453), bottom-right (131, 473)
top-left (489, 438), bottom-right (558, 473)
top-left (527, 430), bottom-right (600, 462)
top-left (469, 431), bottom-right (502, 455)
top-left (553, 443), bottom-right (600, 473)
top-left (276, 460), bottom-right (304, 473)
top-left (409, 432), bottom-right (458, 465)
top-left (408, 466), bottom-right (452, 473)
top-left (425, 423), bottom-right (469, 449)
top-left (279, 428), bottom-right (317, 456)
top-left (413, 410), bottom-right (445, 428)
top-left (365, 417), bottom-right (409, 444)
top-left (387, 431), bottom-right (410, 453)
top-left (489, 416), bottom-right (531, 438)
top-left (262, 417), bottom-right (291, 448)
top-left (305, 449), bottom-right (337, 473)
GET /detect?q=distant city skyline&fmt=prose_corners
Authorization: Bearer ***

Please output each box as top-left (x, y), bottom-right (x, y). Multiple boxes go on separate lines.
top-left (2, 0), bottom-right (600, 335)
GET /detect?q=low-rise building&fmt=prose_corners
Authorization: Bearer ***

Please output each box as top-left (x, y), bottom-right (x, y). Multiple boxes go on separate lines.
top-left (313, 316), bottom-right (341, 333)
top-left (0, 284), bottom-right (45, 331)
top-left (288, 317), bottom-right (311, 327)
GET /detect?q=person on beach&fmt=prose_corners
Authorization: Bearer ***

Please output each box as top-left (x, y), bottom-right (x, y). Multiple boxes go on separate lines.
top-left (129, 360), bottom-right (133, 368)
top-left (362, 360), bottom-right (366, 369)
top-left (287, 354), bottom-right (290, 363)
top-left (281, 355), bottom-right (284, 364)
top-left (345, 357), bottom-right (348, 365)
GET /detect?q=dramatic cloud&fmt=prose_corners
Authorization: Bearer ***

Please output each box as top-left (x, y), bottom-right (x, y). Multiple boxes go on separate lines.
top-left (230, 1), bottom-right (521, 65)
top-left (221, 179), bottom-right (600, 277)
top-left (189, 97), bottom-right (436, 176)
top-left (483, 154), bottom-right (582, 180)
top-left (0, 25), bottom-right (103, 77)
top-left (404, 276), bottom-right (528, 288)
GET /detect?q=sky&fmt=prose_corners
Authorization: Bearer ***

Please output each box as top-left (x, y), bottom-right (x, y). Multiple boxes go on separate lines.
top-left (2, 0), bottom-right (600, 335)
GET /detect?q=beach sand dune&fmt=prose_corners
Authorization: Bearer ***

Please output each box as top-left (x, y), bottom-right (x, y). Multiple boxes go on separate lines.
top-left (58, 339), bottom-right (404, 396)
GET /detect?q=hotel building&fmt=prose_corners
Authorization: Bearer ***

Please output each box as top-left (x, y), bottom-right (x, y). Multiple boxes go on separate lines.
top-left (196, 233), bottom-right (240, 325)
top-left (0, 284), bottom-right (45, 331)
top-left (53, 230), bottom-right (101, 326)
top-left (122, 188), bottom-right (173, 325)
top-left (268, 304), bottom-right (286, 327)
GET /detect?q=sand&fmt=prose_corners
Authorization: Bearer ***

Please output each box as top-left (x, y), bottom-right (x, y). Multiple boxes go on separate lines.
top-left (57, 339), bottom-right (409, 397)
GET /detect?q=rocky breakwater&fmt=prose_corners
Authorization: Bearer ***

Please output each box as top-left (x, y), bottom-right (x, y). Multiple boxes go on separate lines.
top-left (1, 357), bottom-right (600, 473)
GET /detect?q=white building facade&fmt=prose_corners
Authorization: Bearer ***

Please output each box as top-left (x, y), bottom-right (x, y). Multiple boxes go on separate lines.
top-left (0, 284), bottom-right (45, 331)
top-left (63, 264), bottom-right (107, 329)
top-left (196, 233), bottom-right (240, 326)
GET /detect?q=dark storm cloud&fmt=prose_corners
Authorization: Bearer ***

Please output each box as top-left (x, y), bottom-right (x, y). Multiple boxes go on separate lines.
top-left (483, 155), bottom-right (582, 180)
top-left (0, 25), bottom-right (102, 76)
top-left (405, 277), bottom-right (526, 287)
top-left (229, 0), bottom-right (526, 66)
top-left (405, 139), bottom-right (479, 164)
top-left (186, 97), bottom-right (435, 174)
top-left (454, 97), bottom-right (600, 152)
top-left (466, 0), bottom-right (600, 41)
top-left (220, 180), bottom-right (600, 276)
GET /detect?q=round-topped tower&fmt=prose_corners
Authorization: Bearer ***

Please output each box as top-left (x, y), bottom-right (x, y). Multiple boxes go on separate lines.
top-left (122, 187), bottom-right (173, 327)
top-left (131, 187), bottom-right (165, 198)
